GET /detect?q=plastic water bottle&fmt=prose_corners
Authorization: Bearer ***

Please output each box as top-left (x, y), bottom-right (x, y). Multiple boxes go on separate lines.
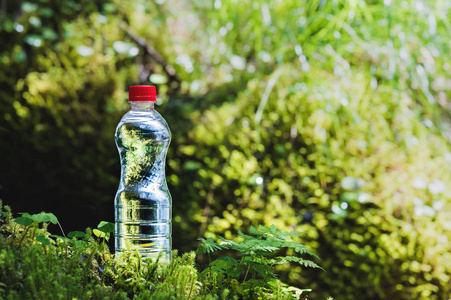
top-left (114, 85), bottom-right (172, 263)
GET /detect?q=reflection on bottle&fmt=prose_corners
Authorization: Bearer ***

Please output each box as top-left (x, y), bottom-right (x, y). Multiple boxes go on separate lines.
top-left (114, 86), bottom-right (172, 263)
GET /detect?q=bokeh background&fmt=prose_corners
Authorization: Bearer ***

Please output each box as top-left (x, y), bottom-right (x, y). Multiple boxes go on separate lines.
top-left (1, 0), bottom-right (451, 299)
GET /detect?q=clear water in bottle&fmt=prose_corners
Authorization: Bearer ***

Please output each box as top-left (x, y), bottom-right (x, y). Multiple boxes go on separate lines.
top-left (114, 86), bottom-right (171, 263)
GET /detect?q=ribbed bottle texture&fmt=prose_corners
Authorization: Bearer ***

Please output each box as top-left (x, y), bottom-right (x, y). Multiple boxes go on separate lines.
top-left (114, 91), bottom-right (171, 263)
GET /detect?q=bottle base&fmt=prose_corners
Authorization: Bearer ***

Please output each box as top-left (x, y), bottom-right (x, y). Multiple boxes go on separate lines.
top-left (115, 247), bottom-right (171, 264)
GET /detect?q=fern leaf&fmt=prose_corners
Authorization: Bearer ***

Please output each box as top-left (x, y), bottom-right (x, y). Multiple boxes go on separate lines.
top-left (257, 225), bottom-right (294, 241)
top-left (292, 243), bottom-right (320, 260)
top-left (237, 230), bottom-right (255, 240)
top-left (279, 256), bottom-right (324, 270)
top-left (196, 237), bottom-right (222, 254)
top-left (245, 260), bottom-right (275, 279)
top-left (298, 259), bottom-right (323, 270)
top-left (283, 230), bottom-right (304, 238)
top-left (249, 225), bottom-right (266, 238)
top-left (268, 257), bottom-right (289, 265)
top-left (219, 237), bottom-right (241, 250)
top-left (238, 239), bottom-right (280, 255)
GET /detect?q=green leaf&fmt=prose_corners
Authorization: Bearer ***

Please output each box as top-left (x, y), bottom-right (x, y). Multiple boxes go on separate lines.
top-left (226, 268), bottom-right (242, 278)
top-left (75, 240), bottom-right (87, 248)
top-left (93, 228), bottom-right (110, 241)
top-left (93, 229), bottom-right (105, 238)
top-left (283, 230), bottom-right (304, 238)
top-left (211, 256), bottom-right (239, 270)
top-left (248, 262), bottom-right (273, 278)
top-left (241, 279), bottom-right (268, 289)
top-left (197, 237), bottom-right (222, 254)
top-left (249, 225), bottom-right (264, 237)
top-left (50, 235), bottom-right (72, 243)
top-left (279, 256), bottom-right (324, 270)
top-left (36, 235), bottom-right (51, 246)
top-left (15, 216), bottom-right (33, 226)
top-left (198, 224), bottom-right (322, 283)
top-left (67, 231), bottom-right (86, 238)
top-left (216, 256), bottom-right (238, 265)
top-left (32, 213), bottom-right (51, 223)
top-left (47, 213), bottom-right (58, 224)
top-left (20, 212), bottom-right (57, 224)
top-left (237, 230), bottom-right (254, 240)
top-left (97, 221), bottom-right (114, 233)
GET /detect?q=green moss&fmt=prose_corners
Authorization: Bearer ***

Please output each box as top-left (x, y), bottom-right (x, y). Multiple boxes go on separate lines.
top-left (0, 202), bottom-right (318, 299)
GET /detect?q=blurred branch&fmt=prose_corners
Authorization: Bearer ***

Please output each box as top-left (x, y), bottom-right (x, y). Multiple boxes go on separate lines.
top-left (199, 181), bottom-right (215, 239)
top-left (120, 22), bottom-right (180, 90)
top-left (254, 68), bottom-right (282, 126)
top-left (254, 67), bottom-right (283, 144)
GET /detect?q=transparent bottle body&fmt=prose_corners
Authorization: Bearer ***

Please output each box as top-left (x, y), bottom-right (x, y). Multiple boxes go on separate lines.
top-left (114, 102), bottom-right (171, 263)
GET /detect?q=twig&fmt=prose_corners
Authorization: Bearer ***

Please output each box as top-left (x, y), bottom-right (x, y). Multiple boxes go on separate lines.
top-left (243, 264), bottom-right (251, 282)
top-left (57, 220), bottom-right (66, 237)
top-left (199, 181), bottom-right (215, 238)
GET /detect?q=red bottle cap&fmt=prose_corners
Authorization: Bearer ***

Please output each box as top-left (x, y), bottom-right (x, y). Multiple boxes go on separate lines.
top-left (129, 85), bottom-right (157, 102)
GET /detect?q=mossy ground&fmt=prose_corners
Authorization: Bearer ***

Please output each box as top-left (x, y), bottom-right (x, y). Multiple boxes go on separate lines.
top-left (0, 202), bottom-right (319, 300)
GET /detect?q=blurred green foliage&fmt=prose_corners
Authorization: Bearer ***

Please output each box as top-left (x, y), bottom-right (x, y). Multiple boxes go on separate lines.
top-left (1, 0), bottom-right (451, 299)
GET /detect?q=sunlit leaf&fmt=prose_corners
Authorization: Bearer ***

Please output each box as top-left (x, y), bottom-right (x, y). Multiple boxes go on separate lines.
top-left (93, 229), bottom-right (105, 238)
top-left (97, 221), bottom-right (114, 233)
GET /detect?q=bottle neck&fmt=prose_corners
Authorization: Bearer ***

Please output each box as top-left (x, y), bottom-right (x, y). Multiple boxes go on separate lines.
top-left (130, 101), bottom-right (155, 111)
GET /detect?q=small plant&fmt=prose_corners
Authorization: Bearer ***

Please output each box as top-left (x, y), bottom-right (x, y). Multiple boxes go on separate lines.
top-left (8, 211), bottom-right (58, 248)
top-left (0, 201), bottom-right (327, 299)
top-left (197, 225), bottom-right (322, 299)
top-left (93, 221), bottom-right (115, 241)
